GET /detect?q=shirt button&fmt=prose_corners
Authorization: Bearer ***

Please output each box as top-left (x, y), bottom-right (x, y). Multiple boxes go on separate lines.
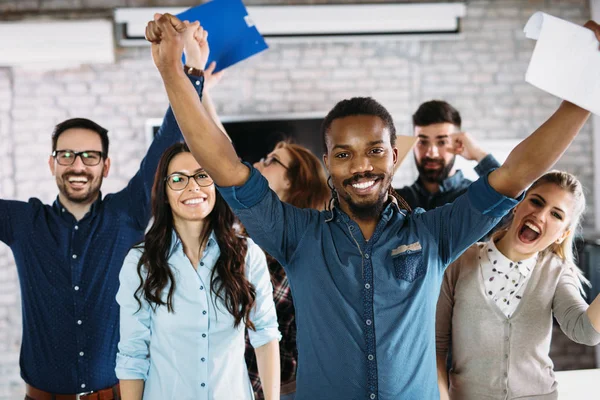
top-left (505, 336), bottom-right (509, 341)
top-left (200, 286), bottom-right (204, 290)
top-left (201, 383), bottom-right (206, 388)
top-left (200, 262), bottom-right (204, 266)
top-left (349, 226), bottom-right (354, 231)
top-left (72, 254), bottom-right (77, 259)
top-left (504, 354), bottom-right (509, 359)
top-left (74, 225), bottom-right (79, 230)
top-left (368, 354), bottom-right (374, 361)
top-left (365, 254), bottom-right (370, 259)
top-left (195, 80), bottom-right (201, 86)
top-left (366, 319), bottom-right (372, 326)
top-left (504, 389), bottom-right (507, 394)
top-left (79, 352), bottom-right (84, 356)
top-left (74, 286), bottom-right (80, 291)
top-left (201, 357), bottom-right (206, 362)
top-left (202, 333), bottom-right (206, 338)
top-left (365, 283), bottom-right (371, 289)
top-left (202, 311), bottom-right (207, 315)
top-left (504, 372), bottom-right (508, 377)
top-left (62, 208), bottom-right (66, 212)
top-left (77, 320), bottom-right (82, 325)
top-left (81, 384), bottom-right (86, 389)
top-left (370, 394), bottom-right (376, 399)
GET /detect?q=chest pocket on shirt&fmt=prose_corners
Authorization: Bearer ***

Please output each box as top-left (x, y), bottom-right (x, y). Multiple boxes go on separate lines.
top-left (392, 250), bottom-right (426, 283)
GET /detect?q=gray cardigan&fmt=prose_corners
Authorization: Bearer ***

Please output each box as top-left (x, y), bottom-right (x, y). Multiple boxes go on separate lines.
top-left (436, 243), bottom-right (600, 400)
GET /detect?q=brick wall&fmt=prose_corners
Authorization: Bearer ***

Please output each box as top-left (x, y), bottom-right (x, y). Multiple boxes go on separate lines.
top-left (0, 0), bottom-right (597, 397)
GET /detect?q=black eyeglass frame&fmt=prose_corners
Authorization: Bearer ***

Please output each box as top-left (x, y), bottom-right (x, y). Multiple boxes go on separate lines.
top-left (164, 172), bottom-right (214, 191)
top-left (260, 156), bottom-right (289, 170)
top-left (51, 150), bottom-right (106, 166)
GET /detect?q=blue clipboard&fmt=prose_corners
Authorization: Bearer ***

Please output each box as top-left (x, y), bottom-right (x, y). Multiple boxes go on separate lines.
top-left (177, 0), bottom-right (268, 72)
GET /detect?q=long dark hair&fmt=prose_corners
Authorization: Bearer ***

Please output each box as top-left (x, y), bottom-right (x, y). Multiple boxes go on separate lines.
top-left (134, 142), bottom-right (256, 329)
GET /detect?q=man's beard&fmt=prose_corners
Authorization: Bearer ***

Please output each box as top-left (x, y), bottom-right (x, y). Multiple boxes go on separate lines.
top-left (339, 172), bottom-right (390, 220)
top-left (57, 172), bottom-right (102, 204)
top-left (416, 155), bottom-right (456, 184)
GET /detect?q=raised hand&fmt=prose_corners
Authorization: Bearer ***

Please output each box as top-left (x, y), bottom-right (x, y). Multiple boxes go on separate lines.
top-left (450, 132), bottom-right (488, 162)
top-left (183, 20), bottom-right (210, 70)
top-left (204, 61), bottom-right (226, 90)
top-left (145, 13), bottom-right (187, 76)
top-left (584, 20), bottom-right (600, 48)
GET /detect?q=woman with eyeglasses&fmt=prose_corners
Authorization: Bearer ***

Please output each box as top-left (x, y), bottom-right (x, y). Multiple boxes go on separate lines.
top-left (436, 171), bottom-right (600, 400)
top-left (243, 140), bottom-right (329, 400)
top-left (115, 143), bottom-right (281, 400)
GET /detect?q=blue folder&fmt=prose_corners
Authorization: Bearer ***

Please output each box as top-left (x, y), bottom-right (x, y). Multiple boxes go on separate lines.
top-left (177, 0), bottom-right (268, 72)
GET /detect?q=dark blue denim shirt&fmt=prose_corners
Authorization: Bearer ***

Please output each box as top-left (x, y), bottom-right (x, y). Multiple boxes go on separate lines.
top-left (396, 154), bottom-right (501, 211)
top-left (0, 74), bottom-right (203, 393)
top-left (218, 164), bottom-right (521, 400)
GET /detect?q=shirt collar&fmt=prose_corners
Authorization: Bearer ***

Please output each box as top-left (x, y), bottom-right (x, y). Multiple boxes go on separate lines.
top-left (414, 170), bottom-right (466, 195)
top-left (53, 192), bottom-right (103, 221)
top-left (170, 229), bottom-right (218, 256)
top-left (325, 194), bottom-right (405, 223)
top-left (485, 239), bottom-right (538, 277)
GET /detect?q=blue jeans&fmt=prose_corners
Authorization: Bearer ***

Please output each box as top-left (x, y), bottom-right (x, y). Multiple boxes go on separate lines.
top-left (281, 392), bottom-right (296, 400)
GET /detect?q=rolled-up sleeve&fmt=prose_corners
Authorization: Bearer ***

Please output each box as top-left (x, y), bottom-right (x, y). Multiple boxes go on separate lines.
top-left (553, 265), bottom-right (600, 346)
top-left (246, 238), bottom-right (281, 348)
top-left (115, 248), bottom-right (152, 380)
top-left (415, 173), bottom-right (522, 267)
top-left (217, 163), bottom-right (319, 268)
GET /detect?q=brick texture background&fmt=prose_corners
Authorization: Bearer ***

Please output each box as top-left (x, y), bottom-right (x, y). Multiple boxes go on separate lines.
top-left (0, 0), bottom-right (597, 397)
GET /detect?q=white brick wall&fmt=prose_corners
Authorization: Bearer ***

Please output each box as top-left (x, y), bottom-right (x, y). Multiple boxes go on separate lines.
top-left (0, 0), bottom-right (595, 397)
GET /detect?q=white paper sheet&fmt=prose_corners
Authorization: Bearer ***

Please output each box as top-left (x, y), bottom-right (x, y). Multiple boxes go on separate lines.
top-left (524, 12), bottom-right (600, 115)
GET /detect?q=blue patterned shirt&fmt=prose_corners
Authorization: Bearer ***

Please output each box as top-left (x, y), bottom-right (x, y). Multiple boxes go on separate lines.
top-left (217, 165), bottom-right (520, 400)
top-left (0, 74), bottom-right (203, 393)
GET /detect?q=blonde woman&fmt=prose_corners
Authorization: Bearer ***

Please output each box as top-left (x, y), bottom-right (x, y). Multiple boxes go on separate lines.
top-left (436, 170), bottom-right (600, 400)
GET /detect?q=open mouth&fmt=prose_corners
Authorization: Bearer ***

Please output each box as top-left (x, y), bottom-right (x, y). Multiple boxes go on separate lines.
top-left (66, 176), bottom-right (89, 189)
top-left (348, 178), bottom-right (381, 195)
top-left (182, 197), bottom-right (207, 206)
top-left (518, 221), bottom-right (541, 244)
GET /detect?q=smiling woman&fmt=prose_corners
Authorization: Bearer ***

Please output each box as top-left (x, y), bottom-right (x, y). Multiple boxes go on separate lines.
top-left (436, 170), bottom-right (600, 400)
top-left (115, 142), bottom-right (280, 400)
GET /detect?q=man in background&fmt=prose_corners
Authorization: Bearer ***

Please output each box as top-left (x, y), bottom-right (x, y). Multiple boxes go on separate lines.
top-left (396, 100), bottom-right (500, 210)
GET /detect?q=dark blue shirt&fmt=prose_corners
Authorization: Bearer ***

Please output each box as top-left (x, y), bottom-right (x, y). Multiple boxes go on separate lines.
top-left (396, 154), bottom-right (501, 211)
top-left (0, 75), bottom-right (203, 393)
top-left (218, 165), bottom-right (521, 400)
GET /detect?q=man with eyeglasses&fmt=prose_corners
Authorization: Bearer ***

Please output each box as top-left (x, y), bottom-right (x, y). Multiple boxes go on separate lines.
top-left (0, 32), bottom-right (208, 400)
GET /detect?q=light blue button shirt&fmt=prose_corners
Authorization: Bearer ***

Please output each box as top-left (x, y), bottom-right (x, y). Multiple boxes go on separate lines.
top-left (115, 231), bottom-right (280, 400)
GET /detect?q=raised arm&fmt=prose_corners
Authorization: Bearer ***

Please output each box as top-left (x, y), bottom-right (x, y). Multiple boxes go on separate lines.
top-left (487, 20), bottom-right (600, 198)
top-left (146, 13), bottom-right (248, 187)
top-left (181, 22), bottom-right (230, 140)
top-left (112, 20), bottom-right (205, 230)
top-left (450, 131), bottom-right (500, 177)
top-left (202, 62), bottom-right (229, 139)
top-left (488, 101), bottom-right (590, 198)
top-left (553, 265), bottom-right (600, 346)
